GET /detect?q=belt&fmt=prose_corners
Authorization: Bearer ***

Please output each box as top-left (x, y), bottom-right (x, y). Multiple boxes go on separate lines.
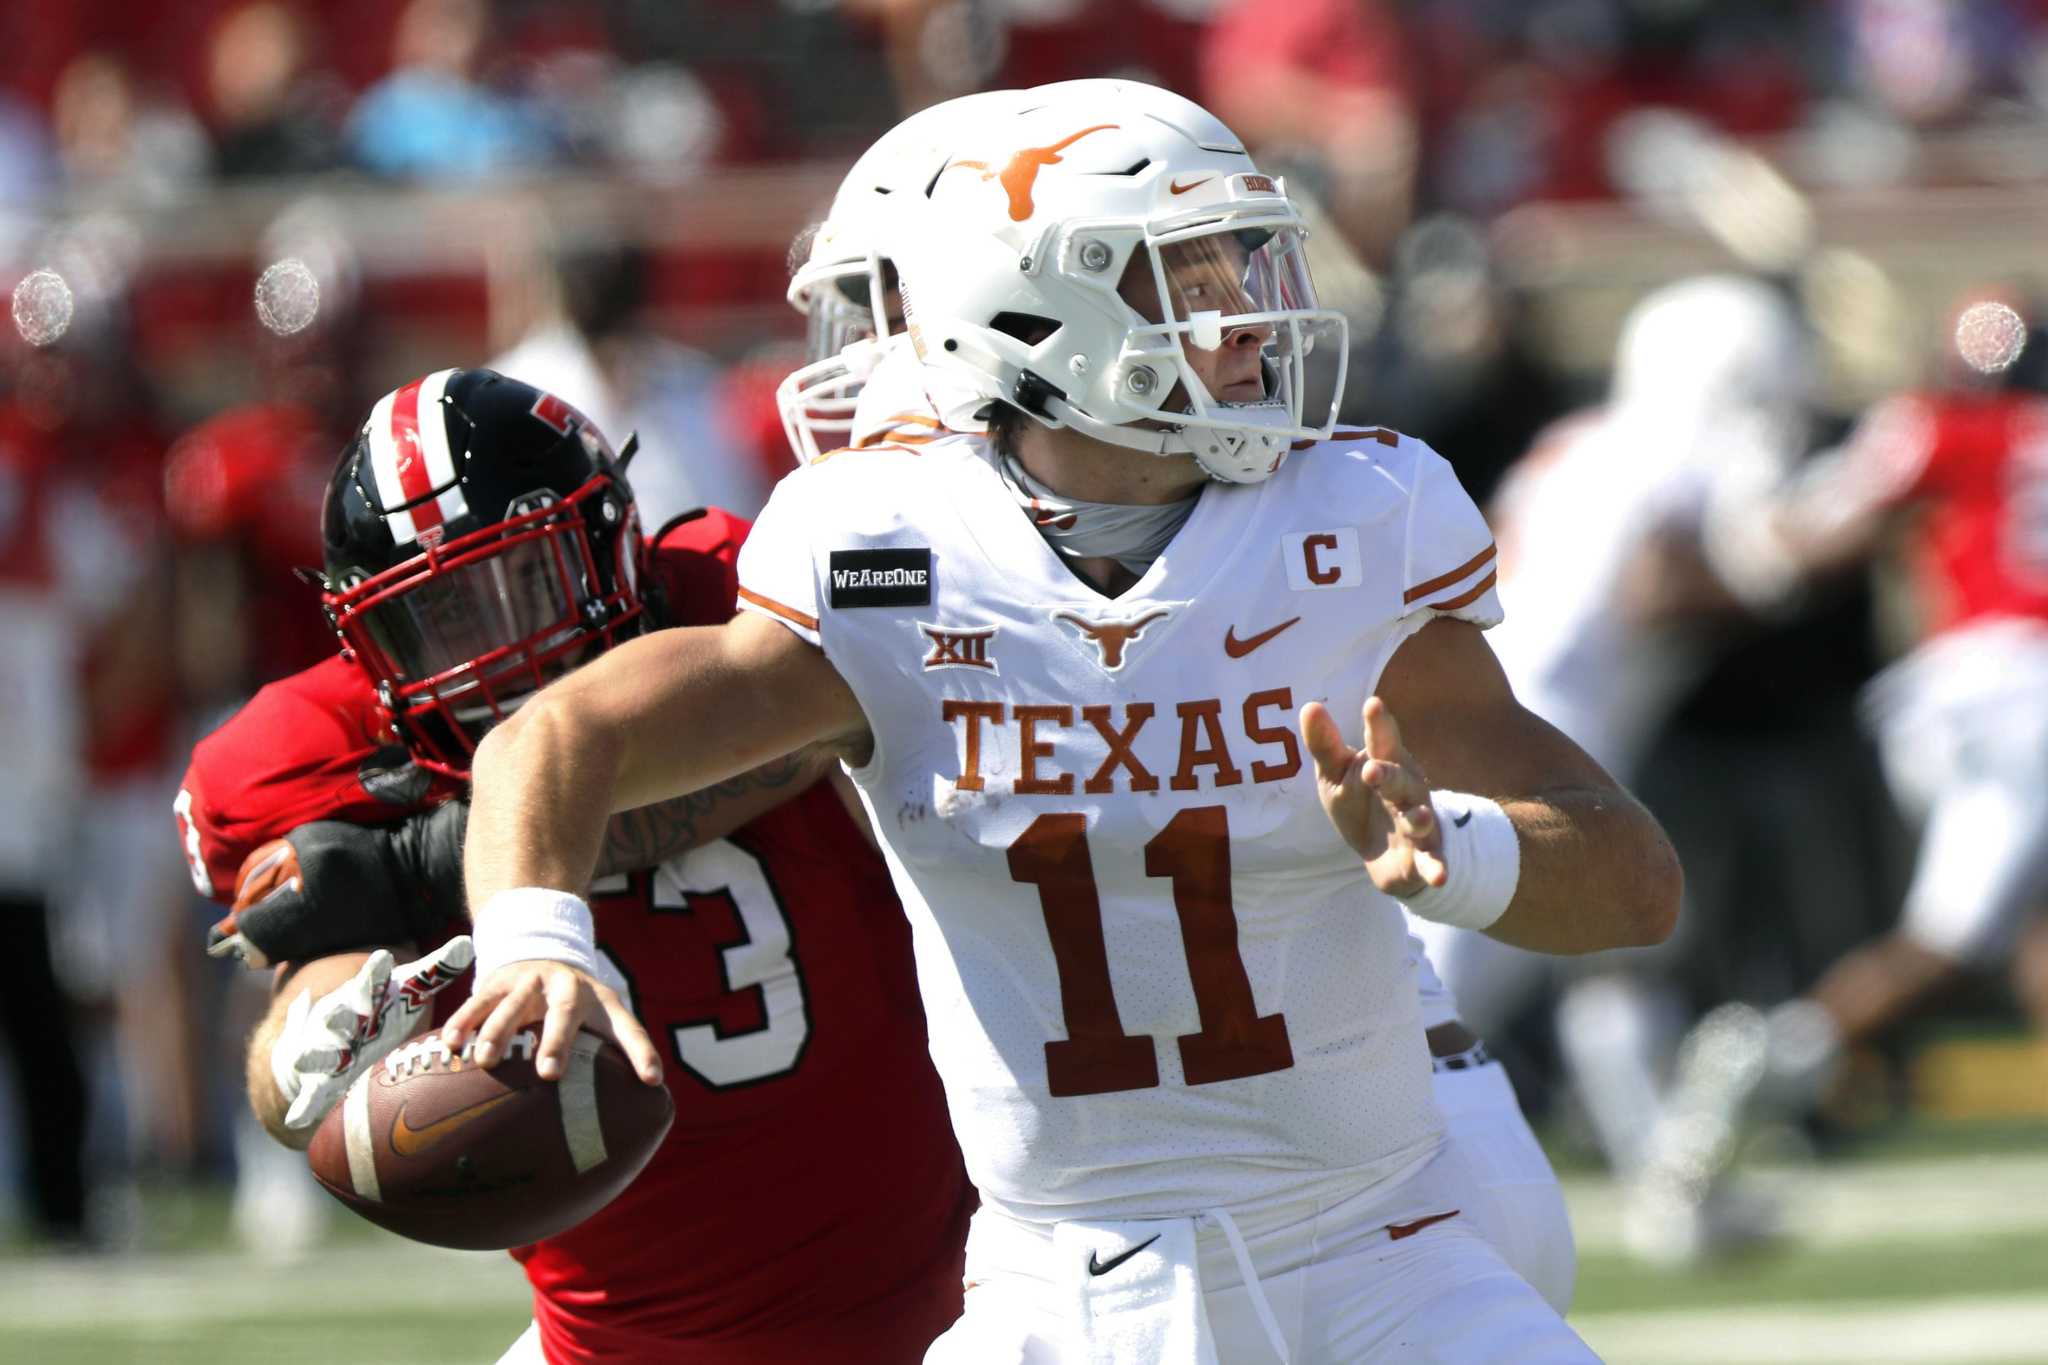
top-left (1426, 1019), bottom-right (1492, 1073)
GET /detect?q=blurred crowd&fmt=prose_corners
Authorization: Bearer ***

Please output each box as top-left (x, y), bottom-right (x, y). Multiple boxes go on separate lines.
top-left (2, 0), bottom-right (2047, 1258)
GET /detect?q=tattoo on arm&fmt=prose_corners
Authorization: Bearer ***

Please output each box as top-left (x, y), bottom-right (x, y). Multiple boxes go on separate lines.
top-left (595, 747), bottom-right (828, 877)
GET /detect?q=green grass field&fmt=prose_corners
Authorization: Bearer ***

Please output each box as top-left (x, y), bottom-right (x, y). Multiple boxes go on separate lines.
top-left (7, 1120), bottom-right (2046, 1365)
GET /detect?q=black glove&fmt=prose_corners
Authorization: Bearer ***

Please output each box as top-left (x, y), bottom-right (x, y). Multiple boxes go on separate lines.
top-left (206, 800), bottom-right (471, 968)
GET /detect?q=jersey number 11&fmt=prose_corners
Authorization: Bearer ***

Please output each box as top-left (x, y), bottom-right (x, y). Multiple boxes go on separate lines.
top-left (1008, 805), bottom-right (1295, 1097)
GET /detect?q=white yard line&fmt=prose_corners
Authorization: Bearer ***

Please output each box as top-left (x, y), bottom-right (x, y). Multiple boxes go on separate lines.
top-left (1564, 1152), bottom-right (2048, 1255)
top-left (0, 1244), bottom-right (528, 1330)
top-left (1573, 1295), bottom-right (2048, 1365)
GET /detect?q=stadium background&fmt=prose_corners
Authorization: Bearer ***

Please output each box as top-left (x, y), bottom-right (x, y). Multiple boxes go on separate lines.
top-left (1, 1), bottom-right (2045, 1361)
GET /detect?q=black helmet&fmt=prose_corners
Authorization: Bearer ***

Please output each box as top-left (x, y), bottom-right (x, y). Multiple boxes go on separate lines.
top-left (322, 368), bottom-right (645, 777)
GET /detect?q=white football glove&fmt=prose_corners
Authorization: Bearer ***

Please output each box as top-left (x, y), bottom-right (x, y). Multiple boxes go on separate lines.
top-left (272, 937), bottom-right (475, 1130)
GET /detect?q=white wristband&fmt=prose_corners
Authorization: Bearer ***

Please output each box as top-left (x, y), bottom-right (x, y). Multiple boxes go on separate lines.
top-left (1398, 792), bottom-right (1520, 933)
top-left (473, 887), bottom-right (602, 981)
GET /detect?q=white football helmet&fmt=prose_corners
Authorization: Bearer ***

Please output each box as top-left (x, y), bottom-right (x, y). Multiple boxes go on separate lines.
top-left (895, 79), bottom-right (1347, 483)
top-left (778, 91), bottom-right (1023, 464)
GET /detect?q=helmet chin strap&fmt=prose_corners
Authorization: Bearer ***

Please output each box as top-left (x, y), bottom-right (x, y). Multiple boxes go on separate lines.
top-left (1043, 392), bottom-right (1296, 484)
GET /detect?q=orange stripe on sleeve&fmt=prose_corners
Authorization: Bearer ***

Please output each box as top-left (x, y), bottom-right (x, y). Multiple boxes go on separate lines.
top-left (737, 586), bottom-right (819, 633)
top-left (1426, 569), bottom-right (1498, 613)
top-left (1403, 543), bottom-right (1497, 604)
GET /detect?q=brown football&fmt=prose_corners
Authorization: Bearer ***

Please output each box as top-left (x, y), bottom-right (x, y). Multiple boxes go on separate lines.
top-left (307, 1029), bottom-right (674, 1250)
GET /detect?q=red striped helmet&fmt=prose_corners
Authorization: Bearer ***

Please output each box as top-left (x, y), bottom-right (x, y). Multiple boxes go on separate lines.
top-left (320, 368), bottom-right (645, 777)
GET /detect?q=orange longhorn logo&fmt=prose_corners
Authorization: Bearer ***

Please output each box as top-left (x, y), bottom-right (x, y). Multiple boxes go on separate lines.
top-left (1054, 607), bottom-right (1170, 671)
top-left (948, 125), bottom-right (1120, 222)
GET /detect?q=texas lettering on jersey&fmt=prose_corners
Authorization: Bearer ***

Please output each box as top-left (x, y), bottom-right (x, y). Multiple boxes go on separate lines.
top-left (735, 425), bottom-right (1503, 1225)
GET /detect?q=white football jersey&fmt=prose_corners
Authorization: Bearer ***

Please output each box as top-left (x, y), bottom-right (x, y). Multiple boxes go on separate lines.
top-left (737, 428), bottom-right (1502, 1223)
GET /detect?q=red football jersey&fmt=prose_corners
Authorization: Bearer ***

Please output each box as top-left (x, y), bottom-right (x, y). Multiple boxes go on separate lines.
top-left (177, 512), bottom-right (973, 1362)
top-left (163, 401), bottom-right (340, 684)
top-left (1838, 391), bottom-right (2048, 635)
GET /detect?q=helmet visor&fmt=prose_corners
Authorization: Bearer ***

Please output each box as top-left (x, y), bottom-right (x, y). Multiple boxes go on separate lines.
top-left (361, 534), bottom-right (582, 687)
top-left (1117, 218), bottom-right (1345, 439)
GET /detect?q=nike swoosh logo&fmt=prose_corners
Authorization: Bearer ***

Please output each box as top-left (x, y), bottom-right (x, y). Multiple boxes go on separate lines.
top-left (1087, 1233), bottom-right (1161, 1276)
top-left (1223, 616), bottom-right (1301, 658)
top-left (1387, 1209), bottom-right (1461, 1241)
top-left (1169, 176), bottom-right (1213, 195)
top-left (390, 1091), bottom-right (518, 1158)
top-left (1452, 810), bottom-right (1471, 828)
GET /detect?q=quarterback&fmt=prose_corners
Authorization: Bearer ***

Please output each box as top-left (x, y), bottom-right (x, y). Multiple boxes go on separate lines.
top-left (781, 85), bottom-right (1579, 1311)
top-left (451, 84), bottom-right (1679, 1362)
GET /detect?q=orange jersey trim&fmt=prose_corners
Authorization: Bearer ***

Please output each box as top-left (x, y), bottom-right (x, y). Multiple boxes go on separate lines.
top-left (810, 440), bottom-right (925, 466)
top-left (1403, 544), bottom-right (1497, 605)
top-left (1426, 569), bottom-right (1498, 613)
top-left (854, 413), bottom-right (944, 449)
top-left (738, 586), bottom-right (819, 633)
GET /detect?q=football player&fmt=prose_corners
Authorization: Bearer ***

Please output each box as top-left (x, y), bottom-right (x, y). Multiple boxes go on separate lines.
top-left (451, 83), bottom-right (1680, 1363)
top-left (179, 368), bottom-right (972, 1363)
top-left (1655, 288), bottom-right (2048, 1163)
top-left (782, 83), bottom-right (1578, 1312)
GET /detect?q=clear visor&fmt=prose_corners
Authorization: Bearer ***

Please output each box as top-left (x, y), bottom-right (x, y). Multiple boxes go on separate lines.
top-left (362, 536), bottom-right (583, 686)
top-left (798, 254), bottom-right (906, 362)
top-left (1130, 219), bottom-right (1318, 382)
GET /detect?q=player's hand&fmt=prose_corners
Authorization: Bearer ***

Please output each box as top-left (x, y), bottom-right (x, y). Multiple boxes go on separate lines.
top-left (1300, 695), bottom-right (1448, 898)
top-left (274, 937), bottom-right (475, 1129)
top-left (208, 805), bottom-right (469, 969)
top-left (441, 960), bottom-right (662, 1088)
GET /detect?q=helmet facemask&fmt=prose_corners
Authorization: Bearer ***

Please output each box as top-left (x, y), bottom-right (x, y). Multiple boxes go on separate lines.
top-left (327, 473), bottom-right (644, 778)
top-left (1089, 216), bottom-right (1345, 481)
top-left (778, 254), bottom-right (902, 463)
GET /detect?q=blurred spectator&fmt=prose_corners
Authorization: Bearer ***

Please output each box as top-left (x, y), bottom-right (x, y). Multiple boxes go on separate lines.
top-left (0, 299), bottom-right (91, 1249)
top-left (346, 0), bottom-right (558, 182)
top-left (1832, 0), bottom-right (2032, 127)
top-left (205, 3), bottom-right (348, 179)
top-left (0, 93), bottom-right (58, 213)
top-left (165, 198), bottom-right (363, 711)
top-left (489, 223), bottom-right (769, 524)
top-left (3, 218), bottom-right (189, 1242)
top-left (50, 52), bottom-right (209, 204)
top-left (1201, 0), bottom-right (1418, 264)
top-left (1349, 213), bottom-right (1576, 502)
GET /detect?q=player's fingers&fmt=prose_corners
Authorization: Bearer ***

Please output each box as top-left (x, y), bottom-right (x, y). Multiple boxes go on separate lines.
top-left (1297, 701), bottom-right (1353, 782)
top-left (472, 975), bottom-right (543, 1068)
top-left (352, 948), bottom-right (395, 1005)
top-left (395, 935), bottom-right (474, 1000)
top-left (1362, 695), bottom-right (1408, 764)
top-left (1361, 756), bottom-right (1431, 813)
top-left (1391, 798), bottom-right (1436, 842)
top-left (595, 985), bottom-right (664, 1087)
top-left (429, 934), bottom-right (476, 975)
top-left (441, 966), bottom-right (512, 1047)
top-left (291, 1045), bottom-right (344, 1077)
top-left (534, 971), bottom-right (584, 1082)
top-left (1413, 844), bottom-right (1449, 889)
top-left (284, 1080), bottom-right (335, 1131)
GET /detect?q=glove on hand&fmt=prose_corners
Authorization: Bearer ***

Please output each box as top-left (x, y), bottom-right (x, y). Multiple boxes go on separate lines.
top-left (271, 937), bottom-right (475, 1129)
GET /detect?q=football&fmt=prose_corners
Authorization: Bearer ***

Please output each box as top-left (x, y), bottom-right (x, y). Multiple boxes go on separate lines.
top-left (306, 1028), bottom-right (674, 1250)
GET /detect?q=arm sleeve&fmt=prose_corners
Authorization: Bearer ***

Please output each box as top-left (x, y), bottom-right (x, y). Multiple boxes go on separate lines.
top-left (174, 662), bottom-right (453, 905)
top-left (645, 506), bottom-right (752, 627)
top-left (1399, 441), bottom-right (1504, 629)
top-left (733, 471), bottom-right (825, 648)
